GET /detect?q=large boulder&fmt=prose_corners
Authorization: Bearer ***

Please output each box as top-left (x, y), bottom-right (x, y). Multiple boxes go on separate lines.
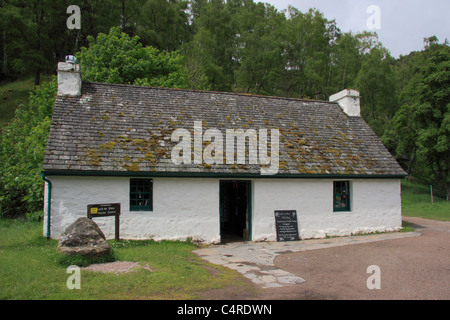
top-left (57, 217), bottom-right (112, 259)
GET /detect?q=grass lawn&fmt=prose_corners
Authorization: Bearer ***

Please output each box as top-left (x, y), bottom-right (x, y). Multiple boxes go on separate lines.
top-left (402, 180), bottom-right (450, 221)
top-left (0, 219), bottom-right (249, 300)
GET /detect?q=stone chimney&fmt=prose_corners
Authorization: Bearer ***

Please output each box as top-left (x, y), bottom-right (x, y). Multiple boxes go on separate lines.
top-left (57, 58), bottom-right (81, 97)
top-left (329, 89), bottom-right (360, 117)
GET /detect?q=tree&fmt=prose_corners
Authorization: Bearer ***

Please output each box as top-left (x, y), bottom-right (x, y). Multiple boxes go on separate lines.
top-left (278, 7), bottom-right (338, 99)
top-left (76, 27), bottom-right (187, 88)
top-left (328, 32), bottom-right (361, 94)
top-left (0, 78), bottom-right (57, 218)
top-left (387, 40), bottom-right (450, 199)
top-left (232, 1), bottom-right (286, 94)
top-left (0, 0), bottom-right (138, 82)
top-left (181, 38), bottom-right (212, 90)
top-left (354, 46), bottom-right (397, 137)
top-left (182, 0), bottom-right (236, 92)
top-left (0, 1), bottom-right (25, 80)
top-left (135, 0), bottom-right (190, 51)
top-left (0, 0), bottom-right (67, 84)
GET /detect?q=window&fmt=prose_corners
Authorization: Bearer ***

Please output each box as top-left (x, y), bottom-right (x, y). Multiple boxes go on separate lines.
top-left (333, 181), bottom-right (350, 212)
top-left (130, 179), bottom-right (153, 211)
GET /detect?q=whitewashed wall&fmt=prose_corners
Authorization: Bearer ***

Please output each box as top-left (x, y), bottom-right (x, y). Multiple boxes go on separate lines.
top-left (44, 177), bottom-right (402, 243)
top-left (44, 177), bottom-right (220, 243)
top-left (252, 179), bottom-right (402, 241)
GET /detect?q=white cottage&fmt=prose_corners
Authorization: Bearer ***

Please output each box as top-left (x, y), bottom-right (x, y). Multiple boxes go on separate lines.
top-left (42, 62), bottom-right (406, 243)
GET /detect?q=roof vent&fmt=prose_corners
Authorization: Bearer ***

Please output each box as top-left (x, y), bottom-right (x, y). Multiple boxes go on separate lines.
top-left (57, 58), bottom-right (81, 97)
top-left (329, 89), bottom-right (360, 117)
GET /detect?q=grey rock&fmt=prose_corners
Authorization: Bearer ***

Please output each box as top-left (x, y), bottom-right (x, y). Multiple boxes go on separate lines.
top-left (57, 217), bottom-right (112, 258)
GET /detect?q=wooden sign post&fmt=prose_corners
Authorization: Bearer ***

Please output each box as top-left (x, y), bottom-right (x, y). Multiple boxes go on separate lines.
top-left (274, 210), bottom-right (299, 242)
top-left (87, 203), bottom-right (121, 240)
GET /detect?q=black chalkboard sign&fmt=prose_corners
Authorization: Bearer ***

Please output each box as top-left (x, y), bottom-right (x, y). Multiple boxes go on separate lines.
top-left (274, 210), bottom-right (299, 241)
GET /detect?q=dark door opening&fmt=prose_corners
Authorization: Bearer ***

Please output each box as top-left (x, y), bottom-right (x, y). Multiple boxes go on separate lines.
top-left (220, 180), bottom-right (250, 243)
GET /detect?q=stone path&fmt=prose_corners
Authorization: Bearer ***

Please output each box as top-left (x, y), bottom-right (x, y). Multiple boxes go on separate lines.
top-left (193, 231), bottom-right (420, 288)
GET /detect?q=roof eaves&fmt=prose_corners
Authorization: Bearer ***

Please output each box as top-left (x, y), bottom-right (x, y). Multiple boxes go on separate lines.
top-left (42, 169), bottom-right (407, 179)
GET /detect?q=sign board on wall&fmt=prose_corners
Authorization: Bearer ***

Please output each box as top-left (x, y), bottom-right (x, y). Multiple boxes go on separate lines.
top-left (88, 203), bottom-right (120, 217)
top-left (87, 203), bottom-right (121, 240)
top-left (274, 210), bottom-right (299, 242)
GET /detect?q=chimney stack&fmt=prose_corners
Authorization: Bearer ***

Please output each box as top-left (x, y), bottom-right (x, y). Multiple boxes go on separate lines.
top-left (329, 89), bottom-right (360, 117)
top-left (57, 56), bottom-right (81, 97)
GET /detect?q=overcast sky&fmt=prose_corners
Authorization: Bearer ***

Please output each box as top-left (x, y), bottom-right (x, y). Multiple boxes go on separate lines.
top-left (264, 0), bottom-right (450, 58)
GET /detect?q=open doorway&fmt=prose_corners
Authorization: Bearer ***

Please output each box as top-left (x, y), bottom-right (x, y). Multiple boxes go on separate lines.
top-left (220, 180), bottom-right (251, 243)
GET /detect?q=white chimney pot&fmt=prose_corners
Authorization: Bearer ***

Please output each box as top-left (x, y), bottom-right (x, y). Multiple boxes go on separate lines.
top-left (57, 62), bottom-right (81, 97)
top-left (329, 89), bottom-right (360, 117)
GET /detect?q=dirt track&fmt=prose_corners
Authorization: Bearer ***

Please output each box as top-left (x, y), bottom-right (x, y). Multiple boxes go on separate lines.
top-left (201, 217), bottom-right (450, 300)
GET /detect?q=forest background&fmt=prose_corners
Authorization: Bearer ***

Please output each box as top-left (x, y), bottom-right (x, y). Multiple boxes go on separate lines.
top-left (0, 0), bottom-right (448, 218)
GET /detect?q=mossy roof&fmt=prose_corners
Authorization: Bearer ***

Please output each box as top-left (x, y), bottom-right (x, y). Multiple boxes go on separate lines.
top-left (43, 82), bottom-right (406, 178)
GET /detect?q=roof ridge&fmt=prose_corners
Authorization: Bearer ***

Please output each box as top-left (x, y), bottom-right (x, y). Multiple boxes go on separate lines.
top-left (83, 81), bottom-right (335, 105)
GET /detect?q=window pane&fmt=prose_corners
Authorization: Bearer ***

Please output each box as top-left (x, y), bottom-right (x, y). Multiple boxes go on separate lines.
top-left (334, 181), bottom-right (350, 212)
top-left (130, 179), bottom-right (153, 211)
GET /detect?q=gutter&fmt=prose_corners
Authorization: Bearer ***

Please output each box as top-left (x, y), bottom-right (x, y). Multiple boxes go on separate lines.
top-left (41, 172), bottom-right (52, 240)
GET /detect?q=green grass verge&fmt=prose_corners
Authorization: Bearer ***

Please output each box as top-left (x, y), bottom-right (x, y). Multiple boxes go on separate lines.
top-left (0, 219), bottom-right (248, 300)
top-left (402, 180), bottom-right (450, 221)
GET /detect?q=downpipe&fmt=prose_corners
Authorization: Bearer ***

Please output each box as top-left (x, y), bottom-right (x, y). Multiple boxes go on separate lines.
top-left (41, 172), bottom-right (52, 240)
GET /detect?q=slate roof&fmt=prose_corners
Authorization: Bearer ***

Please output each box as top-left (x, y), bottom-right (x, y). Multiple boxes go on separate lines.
top-left (43, 82), bottom-right (406, 177)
